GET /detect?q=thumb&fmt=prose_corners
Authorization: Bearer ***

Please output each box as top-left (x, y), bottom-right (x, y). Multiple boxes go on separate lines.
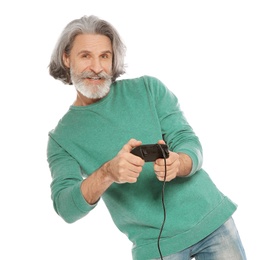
top-left (157, 139), bottom-right (166, 145)
top-left (121, 139), bottom-right (142, 153)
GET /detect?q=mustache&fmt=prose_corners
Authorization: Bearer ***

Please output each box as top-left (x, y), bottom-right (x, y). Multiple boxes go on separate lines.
top-left (79, 71), bottom-right (112, 80)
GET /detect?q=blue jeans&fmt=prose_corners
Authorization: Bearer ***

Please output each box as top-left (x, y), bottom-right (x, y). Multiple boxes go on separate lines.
top-left (153, 217), bottom-right (247, 260)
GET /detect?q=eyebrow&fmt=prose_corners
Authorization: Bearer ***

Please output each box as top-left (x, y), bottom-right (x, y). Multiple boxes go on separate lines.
top-left (77, 50), bottom-right (113, 56)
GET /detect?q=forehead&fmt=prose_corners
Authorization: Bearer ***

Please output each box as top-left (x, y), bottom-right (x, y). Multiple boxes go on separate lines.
top-left (71, 34), bottom-right (112, 54)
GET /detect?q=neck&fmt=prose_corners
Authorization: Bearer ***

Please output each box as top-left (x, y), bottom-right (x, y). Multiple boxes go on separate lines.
top-left (73, 92), bottom-right (101, 106)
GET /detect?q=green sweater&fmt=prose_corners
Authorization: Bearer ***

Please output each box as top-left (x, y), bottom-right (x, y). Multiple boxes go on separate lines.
top-left (47, 76), bottom-right (237, 259)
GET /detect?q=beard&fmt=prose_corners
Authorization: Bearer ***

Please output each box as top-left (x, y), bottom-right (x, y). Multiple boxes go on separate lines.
top-left (70, 69), bottom-right (112, 99)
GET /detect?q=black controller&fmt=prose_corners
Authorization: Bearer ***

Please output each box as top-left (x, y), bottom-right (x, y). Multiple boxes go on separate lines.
top-left (130, 144), bottom-right (169, 162)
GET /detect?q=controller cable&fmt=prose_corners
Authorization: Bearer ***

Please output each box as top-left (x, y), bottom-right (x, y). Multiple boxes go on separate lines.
top-left (157, 144), bottom-right (168, 260)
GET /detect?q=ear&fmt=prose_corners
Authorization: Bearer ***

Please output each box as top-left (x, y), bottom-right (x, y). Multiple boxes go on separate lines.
top-left (63, 52), bottom-right (70, 68)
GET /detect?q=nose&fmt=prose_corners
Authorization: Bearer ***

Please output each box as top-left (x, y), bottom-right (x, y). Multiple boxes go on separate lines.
top-left (89, 58), bottom-right (103, 74)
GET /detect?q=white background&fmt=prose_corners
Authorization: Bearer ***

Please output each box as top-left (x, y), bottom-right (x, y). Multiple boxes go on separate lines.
top-left (1, 0), bottom-right (260, 259)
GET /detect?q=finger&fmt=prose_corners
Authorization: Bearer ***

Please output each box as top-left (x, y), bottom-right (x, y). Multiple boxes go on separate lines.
top-left (116, 163), bottom-right (142, 183)
top-left (155, 167), bottom-right (178, 181)
top-left (127, 163), bottom-right (144, 174)
top-left (156, 173), bottom-right (176, 182)
top-left (115, 173), bottom-right (139, 184)
top-left (155, 157), bottom-right (171, 166)
top-left (119, 151), bottom-right (145, 166)
top-left (155, 151), bottom-right (179, 166)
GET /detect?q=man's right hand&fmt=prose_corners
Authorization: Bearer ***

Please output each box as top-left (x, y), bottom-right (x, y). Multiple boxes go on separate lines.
top-left (105, 139), bottom-right (145, 183)
top-left (81, 139), bottom-right (144, 205)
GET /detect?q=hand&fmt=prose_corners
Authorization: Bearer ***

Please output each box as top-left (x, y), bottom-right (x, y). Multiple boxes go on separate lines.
top-left (106, 139), bottom-right (145, 183)
top-left (154, 140), bottom-right (181, 182)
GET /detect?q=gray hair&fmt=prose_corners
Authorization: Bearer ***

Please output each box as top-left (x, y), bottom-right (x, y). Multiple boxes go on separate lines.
top-left (48, 15), bottom-right (126, 84)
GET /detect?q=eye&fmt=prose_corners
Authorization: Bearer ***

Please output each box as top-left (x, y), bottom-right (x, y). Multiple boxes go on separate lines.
top-left (101, 54), bottom-right (109, 59)
top-left (81, 53), bottom-right (90, 58)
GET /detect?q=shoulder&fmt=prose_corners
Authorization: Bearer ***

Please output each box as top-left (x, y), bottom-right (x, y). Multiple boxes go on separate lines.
top-left (117, 75), bottom-right (162, 84)
top-left (48, 108), bottom-right (77, 141)
top-left (114, 75), bottom-right (166, 91)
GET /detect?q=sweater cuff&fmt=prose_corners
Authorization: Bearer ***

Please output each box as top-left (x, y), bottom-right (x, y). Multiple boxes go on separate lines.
top-left (176, 148), bottom-right (203, 177)
top-left (72, 182), bottom-right (99, 213)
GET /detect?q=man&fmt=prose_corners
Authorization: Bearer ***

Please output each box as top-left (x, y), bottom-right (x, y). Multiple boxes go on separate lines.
top-left (47, 15), bottom-right (247, 260)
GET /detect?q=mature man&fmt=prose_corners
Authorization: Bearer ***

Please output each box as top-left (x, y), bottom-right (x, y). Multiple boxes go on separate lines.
top-left (47, 15), bottom-right (246, 260)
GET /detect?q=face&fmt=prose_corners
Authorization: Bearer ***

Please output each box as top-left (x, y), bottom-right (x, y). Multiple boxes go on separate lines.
top-left (63, 34), bottom-right (113, 100)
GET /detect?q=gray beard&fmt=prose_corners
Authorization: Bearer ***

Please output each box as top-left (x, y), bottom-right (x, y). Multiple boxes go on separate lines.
top-left (71, 70), bottom-right (112, 99)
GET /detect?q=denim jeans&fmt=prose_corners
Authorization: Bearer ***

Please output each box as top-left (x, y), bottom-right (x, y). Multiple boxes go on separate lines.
top-left (153, 217), bottom-right (247, 260)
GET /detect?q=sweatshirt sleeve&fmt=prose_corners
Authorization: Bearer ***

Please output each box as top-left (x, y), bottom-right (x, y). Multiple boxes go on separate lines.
top-left (144, 76), bottom-right (203, 176)
top-left (47, 135), bottom-right (97, 223)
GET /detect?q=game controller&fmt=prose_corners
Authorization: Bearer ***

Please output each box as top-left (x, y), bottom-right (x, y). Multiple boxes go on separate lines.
top-left (130, 144), bottom-right (169, 162)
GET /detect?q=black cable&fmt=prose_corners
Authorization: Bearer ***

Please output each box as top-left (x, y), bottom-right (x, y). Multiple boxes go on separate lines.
top-left (157, 145), bottom-right (167, 260)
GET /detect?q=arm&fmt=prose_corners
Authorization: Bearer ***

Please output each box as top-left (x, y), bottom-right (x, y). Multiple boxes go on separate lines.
top-left (47, 137), bottom-right (144, 222)
top-left (144, 76), bottom-right (203, 179)
top-left (80, 139), bottom-right (145, 205)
